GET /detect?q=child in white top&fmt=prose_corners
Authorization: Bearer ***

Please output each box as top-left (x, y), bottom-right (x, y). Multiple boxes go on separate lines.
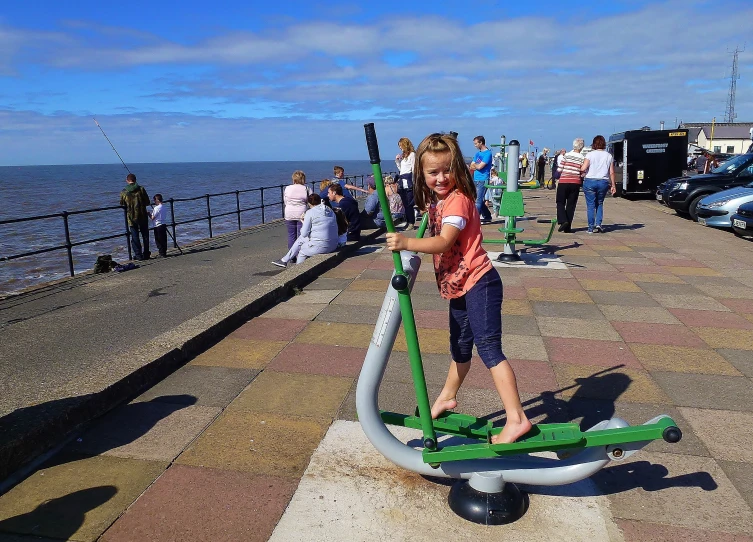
top-left (149, 194), bottom-right (168, 257)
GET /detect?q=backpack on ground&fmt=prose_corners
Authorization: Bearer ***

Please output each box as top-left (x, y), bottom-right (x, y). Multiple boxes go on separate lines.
top-left (93, 254), bottom-right (118, 274)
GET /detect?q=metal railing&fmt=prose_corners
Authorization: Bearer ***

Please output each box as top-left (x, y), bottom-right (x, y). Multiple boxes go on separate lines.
top-left (0, 173), bottom-right (397, 278)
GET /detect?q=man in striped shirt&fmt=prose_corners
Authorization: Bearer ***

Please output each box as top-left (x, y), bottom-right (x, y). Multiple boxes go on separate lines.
top-left (556, 138), bottom-right (586, 233)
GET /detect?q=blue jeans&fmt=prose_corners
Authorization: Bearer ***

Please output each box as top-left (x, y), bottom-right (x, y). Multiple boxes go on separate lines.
top-left (474, 180), bottom-right (492, 220)
top-left (583, 178), bottom-right (610, 230)
top-left (129, 219), bottom-right (149, 259)
top-left (448, 268), bottom-right (505, 369)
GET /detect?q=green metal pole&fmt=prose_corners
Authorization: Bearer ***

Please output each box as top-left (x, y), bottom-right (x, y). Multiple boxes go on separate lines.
top-left (363, 123), bottom-right (437, 450)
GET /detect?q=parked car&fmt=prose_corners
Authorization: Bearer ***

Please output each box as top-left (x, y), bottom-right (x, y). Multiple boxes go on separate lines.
top-left (731, 200), bottom-right (753, 237)
top-left (695, 185), bottom-right (753, 228)
top-left (657, 153), bottom-right (753, 220)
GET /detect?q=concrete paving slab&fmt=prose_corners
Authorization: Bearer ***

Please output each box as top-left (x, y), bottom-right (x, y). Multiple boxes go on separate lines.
top-left (694, 284), bottom-right (753, 299)
top-left (412, 309), bottom-right (450, 330)
top-left (553, 364), bottom-right (670, 404)
top-left (526, 288), bottom-right (594, 304)
top-left (536, 316), bottom-right (622, 341)
top-left (532, 301), bottom-right (607, 320)
top-left (304, 277), bottom-right (354, 291)
top-left (284, 289), bottom-right (342, 304)
top-left (230, 317), bottom-right (309, 341)
top-left (227, 371), bottom-right (352, 420)
top-left (258, 302), bottom-right (328, 320)
top-left (717, 349), bottom-right (753, 378)
top-left (488, 252), bottom-right (568, 270)
top-left (629, 344), bottom-right (741, 376)
top-left (176, 411), bottom-right (328, 478)
top-left (271, 421), bottom-right (621, 542)
top-left (268, 343), bottom-right (366, 378)
top-left (101, 465), bottom-right (298, 542)
top-left (320, 267), bottom-right (362, 279)
top-left (579, 279), bottom-right (643, 292)
top-left (693, 327), bottom-right (753, 350)
top-left (0, 454), bottom-right (166, 542)
top-left (410, 281), bottom-right (443, 296)
top-left (678, 408), bottom-right (753, 463)
top-left (616, 264), bottom-right (672, 274)
top-left (67, 402), bottom-right (220, 462)
top-left (314, 303), bottom-right (382, 325)
top-left (329, 289), bottom-right (389, 307)
top-left (134, 366), bottom-right (259, 408)
top-left (652, 372), bottom-right (753, 411)
top-left (503, 299), bottom-right (534, 315)
top-left (651, 294), bottom-right (732, 312)
top-left (501, 285), bottom-right (528, 299)
top-left (624, 272), bottom-right (686, 283)
top-left (521, 277), bottom-right (584, 290)
top-left (503, 315), bottom-right (542, 336)
top-left (544, 337), bottom-right (642, 369)
top-left (394, 328), bottom-right (450, 354)
top-left (599, 305), bottom-right (681, 324)
top-left (717, 460), bottom-right (753, 511)
top-left (669, 309), bottom-right (753, 329)
top-left (570, 270), bottom-right (628, 281)
top-left (612, 322), bottom-right (707, 347)
top-left (593, 451), bottom-right (753, 535)
top-left (720, 298), bottom-right (753, 314)
top-left (587, 290), bottom-right (660, 306)
top-left (501, 334), bottom-right (549, 361)
top-left (615, 519), bottom-right (753, 542)
top-left (345, 278), bottom-right (390, 292)
top-left (357, 268), bottom-right (394, 280)
top-left (666, 266), bottom-right (723, 277)
top-left (189, 337), bottom-right (287, 369)
top-left (637, 281), bottom-right (704, 295)
top-left (381, 351), bottom-right (455, 389)
top-left (294, 321), bottom-right (374, 348)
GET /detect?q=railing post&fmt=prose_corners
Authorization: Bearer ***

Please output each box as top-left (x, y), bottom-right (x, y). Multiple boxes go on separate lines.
top-left (169, 198), bottom-right (177, 248)
top-left (260, 187), bottom-right (265, 224)
top-left (122, 206), bottom-right (133, 260)
top-left (62, 211), bottom-right (75, 277)
top-left (235, 190), bottom-right (241, 230)
top-left (205, 194), bottom-right (212, 238)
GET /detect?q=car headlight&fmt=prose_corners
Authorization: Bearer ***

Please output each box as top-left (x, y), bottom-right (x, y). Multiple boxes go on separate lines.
top-left (677, 182), bottom-right (688, 190)
top-left (705, 199), bottom-right (732, 208)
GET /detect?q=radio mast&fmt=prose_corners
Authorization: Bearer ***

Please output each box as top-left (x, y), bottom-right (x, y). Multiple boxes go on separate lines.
top-left (725, 46), bottom-right (744, 123)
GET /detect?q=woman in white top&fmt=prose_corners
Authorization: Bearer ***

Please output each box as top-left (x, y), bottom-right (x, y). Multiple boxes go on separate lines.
top-left (580, 135), bottom-right (616, 233)
top-left (283, 170), bottom-right (311, 248)
top-left (395, 137), bottom-right (417, 229)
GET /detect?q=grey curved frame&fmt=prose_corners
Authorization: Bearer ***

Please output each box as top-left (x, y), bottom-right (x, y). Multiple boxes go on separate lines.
top-left (356, 250), bottom-right (660, 486)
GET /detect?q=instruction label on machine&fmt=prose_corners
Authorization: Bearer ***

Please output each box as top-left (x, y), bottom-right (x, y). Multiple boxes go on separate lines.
top-left (372, 295), bottom-right (396, 347)
top-left (668, 132), bottom-right (687, 137)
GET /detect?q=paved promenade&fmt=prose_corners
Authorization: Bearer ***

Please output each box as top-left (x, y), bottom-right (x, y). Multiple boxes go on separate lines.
top-left (1, 189), bottom-right (753, 541)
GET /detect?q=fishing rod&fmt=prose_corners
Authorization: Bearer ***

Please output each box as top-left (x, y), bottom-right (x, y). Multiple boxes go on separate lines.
top-left (93, 118), bottom-right (184, 255)
top-left (93, 118), bottom-right (131, 174)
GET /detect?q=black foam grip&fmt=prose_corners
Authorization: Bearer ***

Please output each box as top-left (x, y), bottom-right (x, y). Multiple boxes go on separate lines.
top-left (364, 123), bottom-right (381, 164)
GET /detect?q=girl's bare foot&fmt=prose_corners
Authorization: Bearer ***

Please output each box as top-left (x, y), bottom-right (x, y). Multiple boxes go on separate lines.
top-left (491, 418), bottom-right (533, 445)
top-left (431, 397), bottom-right (457, 419)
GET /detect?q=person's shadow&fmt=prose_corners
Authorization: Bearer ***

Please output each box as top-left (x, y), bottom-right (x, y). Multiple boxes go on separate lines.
top-left (0, 486), bottom-right (117, 540)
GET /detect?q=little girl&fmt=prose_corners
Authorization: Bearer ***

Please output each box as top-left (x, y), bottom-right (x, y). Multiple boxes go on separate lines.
top-left (386, 133), bottom-right (531, 445)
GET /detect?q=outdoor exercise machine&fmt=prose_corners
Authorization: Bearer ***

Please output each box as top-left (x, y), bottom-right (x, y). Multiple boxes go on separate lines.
top-left (483, 140), bottom-right (557, 262)
top-left (357, 123), bottom-right (682, 525)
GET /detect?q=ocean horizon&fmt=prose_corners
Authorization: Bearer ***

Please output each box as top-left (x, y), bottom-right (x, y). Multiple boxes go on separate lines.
top-left (0, 160), bottom-right (391, 295)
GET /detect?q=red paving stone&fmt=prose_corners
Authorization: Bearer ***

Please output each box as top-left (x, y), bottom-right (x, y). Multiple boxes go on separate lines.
top-left (336, 259), bottom-right (374, 271)
top-left (520, 277), bottom-right (585, 290)
top-left (413, 310), bottom-right (449, 330)
top-left (616, 519), bottom-right (753, 542)
top-left (267, 342), bottom-right (367, 378)
top-left (543, 337), bottom-right (643, 369)
top-left (615, 264), bottom-right (670, 274)
top-left (570, 270), bottom-right (628, 281)
top-left (231, 318), bottom-right (309, 341)
top-left (612, 321), bottom-right (707, 347)
top-left (651, 258), bottom-right (707, 267)
top-left (668, 309), bottom-right (753, 330)
top-left (503, 286), bottom-right (528, 300)
top-left (368, 259), bottom-right (399, 270)
top-left (720, 298), bottom-right (753, 314)
top-left (101, 465), bottom-right (298, 542)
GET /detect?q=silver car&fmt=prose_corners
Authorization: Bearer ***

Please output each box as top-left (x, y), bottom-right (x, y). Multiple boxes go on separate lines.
top-left (696, 184), bottom-right (753, 228)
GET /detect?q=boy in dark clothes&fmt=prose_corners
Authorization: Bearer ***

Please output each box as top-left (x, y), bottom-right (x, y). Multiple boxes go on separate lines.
top-left (327, 183), bottom-right (361, 241)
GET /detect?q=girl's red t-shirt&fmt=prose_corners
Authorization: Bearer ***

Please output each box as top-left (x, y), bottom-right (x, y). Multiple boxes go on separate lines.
top-left (428, 190), bottom-right (492, 299)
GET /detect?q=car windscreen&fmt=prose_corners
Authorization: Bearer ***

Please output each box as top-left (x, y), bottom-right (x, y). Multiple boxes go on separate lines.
top-left (711, 154), bottom-right (752, 174)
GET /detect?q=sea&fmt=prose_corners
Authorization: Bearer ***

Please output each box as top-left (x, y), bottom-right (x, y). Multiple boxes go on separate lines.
top-left (0, 160), bottom-right (384, 296)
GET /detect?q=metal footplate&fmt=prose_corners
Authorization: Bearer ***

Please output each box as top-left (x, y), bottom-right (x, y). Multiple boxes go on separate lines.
top-left (380, 409), bottom-right (682, 464)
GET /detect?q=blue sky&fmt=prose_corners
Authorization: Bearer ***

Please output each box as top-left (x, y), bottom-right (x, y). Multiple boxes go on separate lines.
top-left (1, 0), bottom-right (751, 165)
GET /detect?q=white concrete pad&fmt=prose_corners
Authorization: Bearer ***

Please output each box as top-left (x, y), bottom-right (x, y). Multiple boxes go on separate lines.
top-left (488, 251), bottom-right (568, 270)
top-left (270, 421), bottom-right (622, 542)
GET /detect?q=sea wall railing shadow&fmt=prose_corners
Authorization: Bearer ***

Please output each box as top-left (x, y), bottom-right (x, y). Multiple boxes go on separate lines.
top-left (0, 172), bottom-right (394, 280)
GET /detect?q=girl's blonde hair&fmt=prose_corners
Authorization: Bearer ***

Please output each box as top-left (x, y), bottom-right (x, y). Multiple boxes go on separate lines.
top-left (292, 170), bottom-right (306, 184)
top-left (413, 133), bottom-right (475, 211)
top-left (319, 179), bottom-right (332, 191)
top-left (398, 137), bottom-right (415, 156)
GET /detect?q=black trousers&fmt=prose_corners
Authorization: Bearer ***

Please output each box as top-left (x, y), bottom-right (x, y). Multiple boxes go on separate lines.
top-left (154, 224), bottom-right (168, 256)
top-left (556, 183), bottom-right (580, 228)
top-left (397, 173), bottom-right (416, 224)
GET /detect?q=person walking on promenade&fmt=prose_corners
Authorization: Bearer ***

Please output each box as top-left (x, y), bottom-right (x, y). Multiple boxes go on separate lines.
top-left (536, 148), bottom-right (549, 185)
top-left (284, 170), bottom-right (311, 249)
top-left (272, 194), bottom-right (338, 267)
top-left (556, 139), bottom-right (586, 233)
top-left (328, 183), bottom-right (361, 241)
top-left (580, 135), bottom-right (616, 233)
top-left (395, 137), bottom-right (417, 229)
top-left (469, 135), bottom-right (493, 223)
top-left (519, 152), bottom-right (528, 179)
top-left (386, 132), bottom-right (532, 445)
top-left (120, 173), bottom-right (151, 260)
top-left (149, 194), bottom-right (168, 257)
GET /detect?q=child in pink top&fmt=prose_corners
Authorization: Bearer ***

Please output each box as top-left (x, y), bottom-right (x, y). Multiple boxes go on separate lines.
top-left (386, 133), bottom-right (531, 444)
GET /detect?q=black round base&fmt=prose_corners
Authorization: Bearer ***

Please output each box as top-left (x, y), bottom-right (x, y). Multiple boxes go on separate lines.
top-left (448, 480), bottom-right (527, 525)
top-left (496, 252), bottom-right (522, 263)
